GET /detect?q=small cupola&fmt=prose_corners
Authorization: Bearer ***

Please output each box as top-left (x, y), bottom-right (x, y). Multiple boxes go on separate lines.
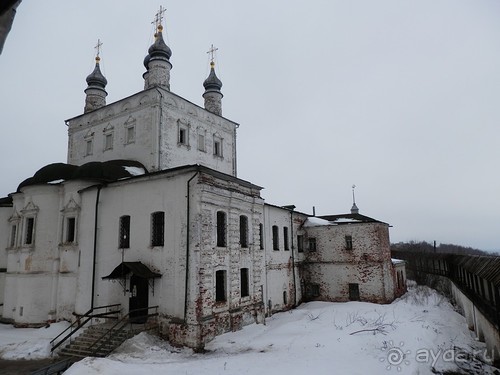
top-left (203, 45), bottom-right (223, 116)
top-left (143, 6), bottom-right (172, 90)
top-left (351, 184), bottom-right (359, 214)
top-left (84, 39), bottom-right (108, 113)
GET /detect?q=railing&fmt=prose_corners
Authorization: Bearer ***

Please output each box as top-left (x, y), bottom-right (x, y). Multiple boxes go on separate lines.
top-left (30, 358), bottom-right (74, 375)
top-left (87, 305), bottom-right (159, 357)
top-left (50, 303), bottom-right (121, 353)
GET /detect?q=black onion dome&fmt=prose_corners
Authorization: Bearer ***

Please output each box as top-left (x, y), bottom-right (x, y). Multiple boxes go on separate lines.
top-left (17, 160), bottom-right (148, 191)
top-left (148, 30), bottom-right (172, 60)
top-left (86, 59), bottom-right (107, 88)
top-left (203, 64), bottom-right (222, 92)
top-left (143, 53), bottom-right (151, 69)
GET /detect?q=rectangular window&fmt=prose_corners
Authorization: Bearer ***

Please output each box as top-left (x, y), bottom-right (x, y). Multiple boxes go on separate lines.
top-left (104, 133), bottom-right (113, 150)
top-left (25, 217), bottom-right (34, 245)
top-left (126, 126), bottom-right (135, 144)
top-left (345, 235), bottom-right (353, 250)
top-left (198, 134), bottom-right (205, 151)
top-left (66, 217), bottom-right (76, 243)
top-left (215, 270), bottom-right (227, 302)
top-left (272, 225), bottom-right (279, 250)
top-left (297, 235), bottom-right (304, 253)
top-left (214, 140), bottom-right (222, 156)
top-left (179, 128), bottom-right (186, 144)
top-left (283, 227), bottom-right (289, 250)
top-left (259, 223), bottom-right (264, 249)
top-left (240, 215), bottom-right (248, 248)
top-left (9, 224), bottom-right (17, 248)
top-left (308, 237), bottom-right (317, 252)
top-left (85, 139), bottom-right (93, 156)
top-left (349, 283), bottom-right (360, 301)
top-left (307, 284), bottom-right (320, 297)
top-left (119, 215), bottom-right (130, 248)
top-left (151, 211), bottom-right (165, 247)
top-left (216, 211), bottom-right (226, 247)
top-left (240, 268), bottom-right (249, 297)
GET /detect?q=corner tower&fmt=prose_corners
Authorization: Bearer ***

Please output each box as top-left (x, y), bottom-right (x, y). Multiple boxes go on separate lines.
top-left (84, 40), bottom-right (107, 113)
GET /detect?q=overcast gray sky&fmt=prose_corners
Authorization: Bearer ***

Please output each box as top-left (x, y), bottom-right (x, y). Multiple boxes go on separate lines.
top-left (1, 1), bottom-right (499, 251)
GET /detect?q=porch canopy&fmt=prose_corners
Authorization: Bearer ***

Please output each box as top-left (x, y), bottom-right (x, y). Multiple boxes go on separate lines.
top-left (102, 262), bottom-right (162, 280)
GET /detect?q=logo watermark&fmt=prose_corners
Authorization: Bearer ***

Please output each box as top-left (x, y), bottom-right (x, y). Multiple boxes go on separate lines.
top-left (379, 341), bottom-right (493, 372)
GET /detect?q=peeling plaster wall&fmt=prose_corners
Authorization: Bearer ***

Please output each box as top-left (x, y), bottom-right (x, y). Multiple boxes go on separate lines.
top-left (304, 222), bottom-right (395, 303)
top-left (169, 172), bottom-right (265, 347)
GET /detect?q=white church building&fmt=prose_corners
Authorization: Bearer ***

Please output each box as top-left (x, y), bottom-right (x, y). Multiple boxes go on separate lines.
top-left (0, 15), bottom-right (406, 349)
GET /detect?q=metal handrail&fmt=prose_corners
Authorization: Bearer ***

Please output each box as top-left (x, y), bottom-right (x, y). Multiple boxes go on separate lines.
top-left (50, 303), bottom-right (121, 352)
top-left (87, 305), bottom-right (159, 357)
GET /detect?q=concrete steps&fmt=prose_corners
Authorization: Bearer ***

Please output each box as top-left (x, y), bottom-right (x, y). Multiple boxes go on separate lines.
top-left (57, 324), bottom-right (141, 358)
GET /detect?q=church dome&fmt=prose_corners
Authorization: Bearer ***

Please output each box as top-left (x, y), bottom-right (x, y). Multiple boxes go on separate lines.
top-left (148, 27), bottom-right (172, 61)
top-left (85, 57), bottom-right (107, 88)
top-left (203, 63), bottom-right (222, 92)
top-left (143, 53), bottom-right (151, 69)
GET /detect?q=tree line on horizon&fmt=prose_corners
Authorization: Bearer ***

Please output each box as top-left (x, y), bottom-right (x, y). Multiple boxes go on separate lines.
top-left (391, 240), bottom-right (491, 256)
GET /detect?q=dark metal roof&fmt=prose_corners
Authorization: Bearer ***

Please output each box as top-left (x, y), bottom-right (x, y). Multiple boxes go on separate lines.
top-left (17, 160), bottom-right (148, 192)
top-left (0, 196), bottom-right (13, 206)
top-left (319, 213), bottom-right (388, 225)
top-left (455, 255), bottom-right (500, 287)
top-left (102, 262), bottom-right (161, 280)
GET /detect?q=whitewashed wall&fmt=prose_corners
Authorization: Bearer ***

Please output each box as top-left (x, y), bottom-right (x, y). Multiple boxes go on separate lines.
top-left (67, 88), bottom-right (237, 176)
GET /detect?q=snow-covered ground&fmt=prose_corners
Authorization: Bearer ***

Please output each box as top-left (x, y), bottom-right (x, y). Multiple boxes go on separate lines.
top-left (1, 283), bottom-right (497, 374)
top-left (0, 321), bottom-right (69, 360)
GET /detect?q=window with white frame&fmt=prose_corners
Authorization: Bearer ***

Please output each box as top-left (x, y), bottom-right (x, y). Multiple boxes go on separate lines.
top-left (60, 198), bottom-right (80, 246)
top-left (9, 224), bottom-right (17, 248)
top-left (65, 217), bottom-right (76, 244)
top-left (84, 130), bottom-right (94, 156)
top-left (105, 133), bottom-right (113, 150)
top-left (85, 139), bottom-right (93, 156)
top-left (125, 126), bottom-right (135, 144)
top-left (24, 217), bottom-right (35, 245)
top-left (103, 124), bottom-right (114, 151)
top-left (198, 133), bottom-right (206, 152)
top-left (124, 116), bottom-right (136, 145)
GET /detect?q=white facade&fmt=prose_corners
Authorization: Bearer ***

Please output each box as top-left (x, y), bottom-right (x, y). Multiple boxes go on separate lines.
top-left (67, 88), bottom-right (237, 177)
top-left (0, 19), bottom-right (405, 349)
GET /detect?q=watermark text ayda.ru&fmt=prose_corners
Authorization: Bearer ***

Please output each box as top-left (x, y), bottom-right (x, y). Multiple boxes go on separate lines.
top-left (380, 341), bottom-right (494, 371)
top-left (415, 347), bottom-right (492, 367)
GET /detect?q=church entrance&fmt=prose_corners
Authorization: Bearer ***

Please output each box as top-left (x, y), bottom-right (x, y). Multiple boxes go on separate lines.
top-left (129, 274), bottom-right (149, 323)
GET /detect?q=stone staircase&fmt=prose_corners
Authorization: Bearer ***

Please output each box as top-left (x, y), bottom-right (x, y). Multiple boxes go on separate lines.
top-left (57, 323), bottom-right (141, 358)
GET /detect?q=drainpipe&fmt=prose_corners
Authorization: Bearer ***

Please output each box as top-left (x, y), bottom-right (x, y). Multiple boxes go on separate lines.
top-left (155, 88), bottom-right (164, 171)
top-left (288, 207), bottom-right (297, 306)
top-left (184, 169), bottom-right (200, 322)
top-left (91, 185), bottom-right (102, 309)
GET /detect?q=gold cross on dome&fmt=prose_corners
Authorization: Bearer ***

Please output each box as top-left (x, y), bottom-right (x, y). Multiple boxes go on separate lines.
top-left (152, 6), bottom-right (167, 29)
top-left (207, 44), bottom-right (218, 63)
top-left (94, 39), bottom-right (103, 58)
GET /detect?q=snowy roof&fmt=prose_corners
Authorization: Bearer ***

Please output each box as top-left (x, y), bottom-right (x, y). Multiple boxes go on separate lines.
top-left (319, 213), bottom-right (388, 225)
top-left (302, 217), bottom-right (335, 227)
top-left (391, 258), bottom-right (406, 264)
top-left (17, 160), bottom-right (148, 191)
